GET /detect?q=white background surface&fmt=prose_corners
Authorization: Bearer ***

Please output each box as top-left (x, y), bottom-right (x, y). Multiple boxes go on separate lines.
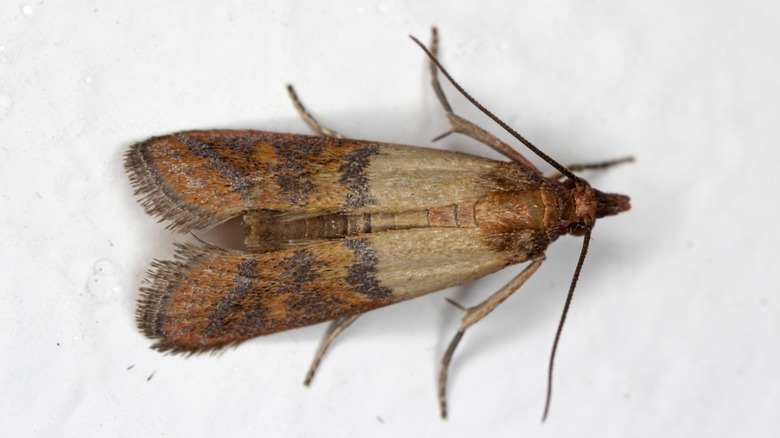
top-left (2, 1), bottom-right (779, 437)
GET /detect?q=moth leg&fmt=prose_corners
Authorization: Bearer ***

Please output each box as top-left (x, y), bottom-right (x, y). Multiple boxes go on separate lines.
top-left (303, 314), bottom-right (360, 386)
top-left (439, 259), bottom-right (543, 419)
top-left (548, 156), bottom-right (634, 180)
top-left (286, 84), bottom-right (345, 139)
top-left (426, 27), bottom-right (539, 172)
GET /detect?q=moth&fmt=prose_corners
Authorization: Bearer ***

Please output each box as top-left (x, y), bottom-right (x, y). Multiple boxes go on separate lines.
top-left (126, 28), bottom-right (631, 420)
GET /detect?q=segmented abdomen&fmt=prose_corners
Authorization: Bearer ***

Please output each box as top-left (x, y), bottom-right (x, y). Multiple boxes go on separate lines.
top-left (244, 200), bottom-right (480, 251)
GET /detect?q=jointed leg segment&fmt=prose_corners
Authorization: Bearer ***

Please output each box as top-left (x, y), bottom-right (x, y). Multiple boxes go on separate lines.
top-left (304, 315), bottom-right (360, 386)
top-left (548, 156), bottom-right (634, 180)
top-left (438, 260), bottom-right (543, 418)
top-left (287, 84), bottom-right (345, 139)
top-left (427, 28), bottom-right (539, 171)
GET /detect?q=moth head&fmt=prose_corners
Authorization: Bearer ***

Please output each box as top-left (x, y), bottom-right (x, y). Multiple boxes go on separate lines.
top-left (565, 179), bottom-right (631, 236)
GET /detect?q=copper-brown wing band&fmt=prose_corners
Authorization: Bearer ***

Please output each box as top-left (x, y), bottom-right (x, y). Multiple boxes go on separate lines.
top-left (125, 130), bottom-right (538, 232)
top-left (137, 228), bottom-right (518, 354)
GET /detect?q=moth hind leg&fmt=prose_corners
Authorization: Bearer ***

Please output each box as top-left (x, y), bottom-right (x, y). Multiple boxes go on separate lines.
top-left (286, 84), bottom-right (345, 139)
top-left (425, 27), bottom-right (540, 172)
top-left (439, 260), bottom-right (542, 418)
top-left (303, 314), bottom-right (360, 386)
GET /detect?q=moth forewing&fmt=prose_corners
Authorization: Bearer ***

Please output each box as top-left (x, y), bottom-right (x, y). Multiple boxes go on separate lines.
top-left (126, 133), bottom-right (507, 233)
top-left (137, 228), bottom-right (518, 354)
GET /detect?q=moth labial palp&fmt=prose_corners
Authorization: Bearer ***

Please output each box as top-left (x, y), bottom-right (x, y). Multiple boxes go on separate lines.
top-left (125, 26), bottom-right (631, 421)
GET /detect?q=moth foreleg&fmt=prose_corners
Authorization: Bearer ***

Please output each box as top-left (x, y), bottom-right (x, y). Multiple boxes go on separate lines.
top-left (424, 28), bottom-right (539, 171)
top-left (438, 259), bottom-right (543, 419)
top-left (303, 314), bottom-right (361, 386)
top-left (548, 156), bottom-right (635, 180)
top-left (286, 84), bottom-right (345, 139)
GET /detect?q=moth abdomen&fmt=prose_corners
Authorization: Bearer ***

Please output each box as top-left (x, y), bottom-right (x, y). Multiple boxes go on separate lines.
top-left (243, 200), bottom-right (482, 251)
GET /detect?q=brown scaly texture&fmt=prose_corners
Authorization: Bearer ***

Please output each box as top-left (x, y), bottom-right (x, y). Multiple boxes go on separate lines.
top-left (137, 239), bottom-right (395, 354)
top-left (124, 130), bottom-right (534, 233)
top-left (137, 226), bottom-right (526, 354)
top-left (125, 131), bottom-right (384, 232)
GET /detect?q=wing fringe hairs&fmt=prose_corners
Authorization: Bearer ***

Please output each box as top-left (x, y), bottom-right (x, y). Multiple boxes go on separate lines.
top-left (137, 242), bottom-right (223, 354)
top-left (125, 136), bottom-right (228, 232)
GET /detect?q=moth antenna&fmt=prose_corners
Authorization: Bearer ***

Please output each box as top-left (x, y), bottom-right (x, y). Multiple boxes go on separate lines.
top-left (542, 227), bottom-right (592, 422)
top-left (409, 35), bottom-right (578, 182)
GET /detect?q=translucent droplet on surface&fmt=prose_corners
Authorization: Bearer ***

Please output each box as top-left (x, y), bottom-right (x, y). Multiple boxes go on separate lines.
top-left (87, 259), bottom-right (120, 300)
